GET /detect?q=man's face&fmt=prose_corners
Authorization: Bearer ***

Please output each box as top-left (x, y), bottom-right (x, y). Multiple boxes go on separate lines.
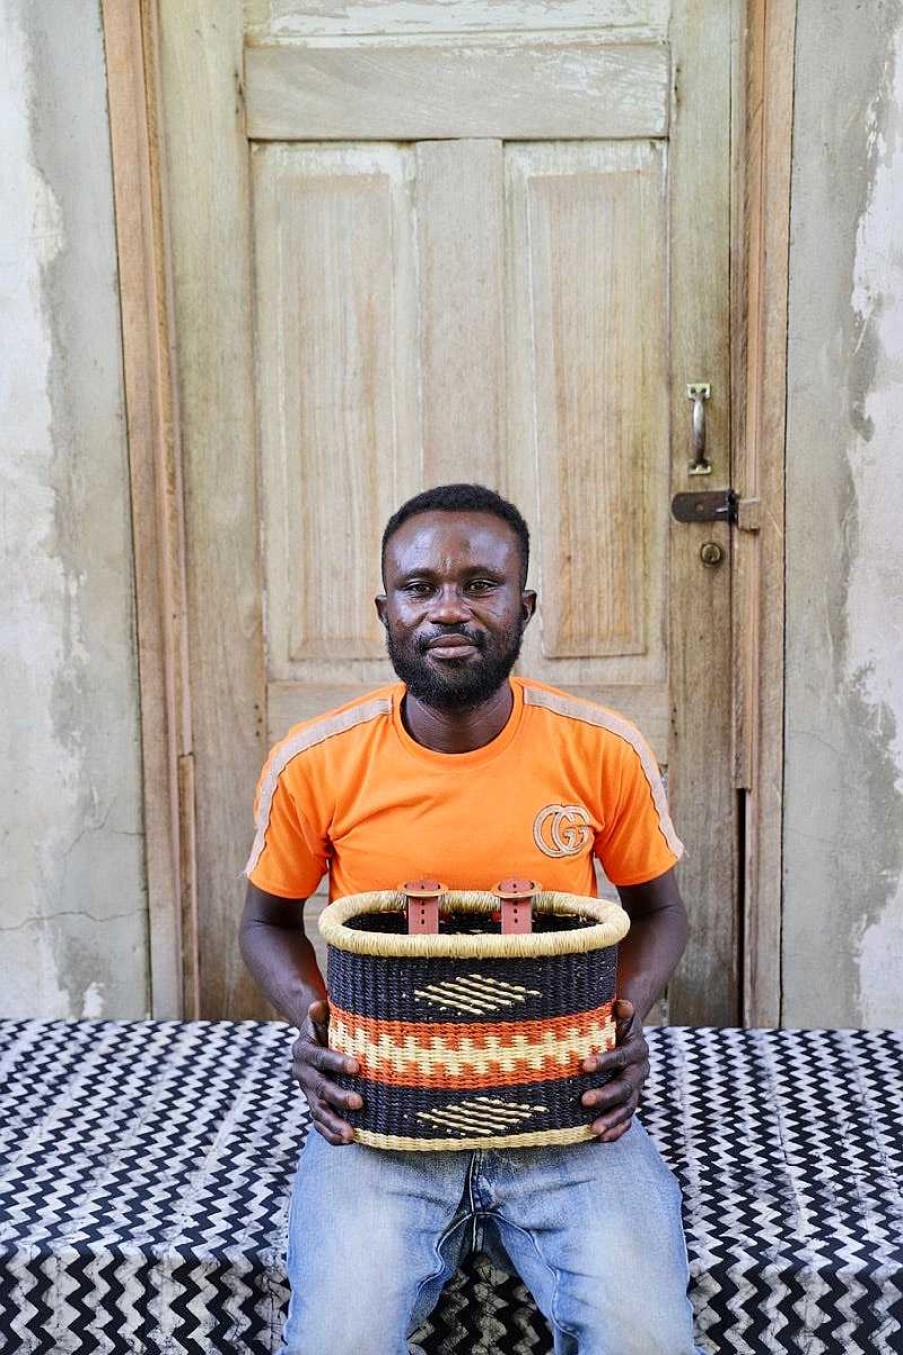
top-left (376, 510), bottom-right (536, 710)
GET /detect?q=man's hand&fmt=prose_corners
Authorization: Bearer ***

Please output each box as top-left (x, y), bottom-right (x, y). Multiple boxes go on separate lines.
top-left (579, 998), bottom-right (649, 1143)
top-left (576, 866), bottom-right (688, 1142)
top-left (292, 999), bottom-right (363, 1145)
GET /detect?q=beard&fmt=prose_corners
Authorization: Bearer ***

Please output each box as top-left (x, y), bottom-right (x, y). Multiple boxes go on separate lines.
top-left (386, 620), bottom-right (524, 711)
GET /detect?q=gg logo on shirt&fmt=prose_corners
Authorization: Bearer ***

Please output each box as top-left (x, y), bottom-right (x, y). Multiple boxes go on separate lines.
top-left (532, 804), bottom-right (593, 858)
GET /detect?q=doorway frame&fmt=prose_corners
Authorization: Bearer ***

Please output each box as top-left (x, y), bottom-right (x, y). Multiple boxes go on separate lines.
top-left (732, 0), bottom-right (796, 1026)
top-left (103, 0), bottom-right (796, 1024)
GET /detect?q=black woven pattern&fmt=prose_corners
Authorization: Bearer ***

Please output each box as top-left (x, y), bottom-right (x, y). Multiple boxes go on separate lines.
top-left (328, 944), bottom-right (618, 1025)
top-left (346, 911), bottom-right (593, 935)
top-left (331, 1069), bottom-right (615, 1142)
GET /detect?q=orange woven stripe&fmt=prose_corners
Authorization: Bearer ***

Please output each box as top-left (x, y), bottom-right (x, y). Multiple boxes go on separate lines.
top-left (330, 1003), bottom-right (614, 1049)
top-left (329, 1002), bottom-right (615, 1089)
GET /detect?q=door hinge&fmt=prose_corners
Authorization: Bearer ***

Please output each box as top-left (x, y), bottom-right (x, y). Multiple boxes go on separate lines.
top-left (671, 490), bottom-right (761, 531)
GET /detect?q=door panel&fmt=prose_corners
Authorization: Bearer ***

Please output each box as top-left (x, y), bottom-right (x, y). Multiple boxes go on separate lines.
top-left (505, 143), bottom-right (669, 732)
top-left (253, 144), bottom-right (420, 683)
top-left (244, 38), bottom-right (670, 141)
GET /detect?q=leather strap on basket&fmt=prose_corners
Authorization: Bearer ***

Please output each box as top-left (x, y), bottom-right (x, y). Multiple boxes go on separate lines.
top-left (402, 879), bottom-right (447, 934)
top-left (493, 878), bottom-right (539, 934)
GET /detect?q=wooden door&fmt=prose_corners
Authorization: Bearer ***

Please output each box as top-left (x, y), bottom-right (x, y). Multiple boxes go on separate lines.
top-left (157, 0), bottom-right (737, 1024)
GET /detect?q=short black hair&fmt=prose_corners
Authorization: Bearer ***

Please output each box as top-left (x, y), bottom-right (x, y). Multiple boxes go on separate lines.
top-left (381, 484), bottom-right (531, 587)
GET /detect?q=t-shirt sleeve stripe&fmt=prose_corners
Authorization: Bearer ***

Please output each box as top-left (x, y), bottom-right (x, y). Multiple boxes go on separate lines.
top-left (244, 696), bottom-right (392, 880)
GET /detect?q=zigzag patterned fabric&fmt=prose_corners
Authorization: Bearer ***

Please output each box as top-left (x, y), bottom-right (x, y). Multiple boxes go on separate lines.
top-left (0, 1020), bottom-right (900, 1352)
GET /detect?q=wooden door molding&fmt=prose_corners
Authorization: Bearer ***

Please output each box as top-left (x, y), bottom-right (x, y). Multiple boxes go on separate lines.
top-left (155, 0), bottom-right (268, 1019)
top-left (733, 0), bottom-right (797, 1027)
top-left (665, 0), bottom-right (735, 1024)
top-left (102, 0), bottom-right (198, 1018)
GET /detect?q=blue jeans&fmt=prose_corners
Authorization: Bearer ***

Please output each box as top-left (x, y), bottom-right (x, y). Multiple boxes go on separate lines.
top-left (278, 1117), bottom-right (700, 1354)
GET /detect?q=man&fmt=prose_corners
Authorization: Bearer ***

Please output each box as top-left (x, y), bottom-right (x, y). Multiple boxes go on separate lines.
top-left (240, 483), bottom-right (700, 1355)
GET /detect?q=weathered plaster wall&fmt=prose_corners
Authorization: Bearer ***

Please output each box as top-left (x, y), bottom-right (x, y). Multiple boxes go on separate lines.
top-left (784, 0), bottom-right (903, 1027)
top-left (0, 0), bottom-right (148, 1017)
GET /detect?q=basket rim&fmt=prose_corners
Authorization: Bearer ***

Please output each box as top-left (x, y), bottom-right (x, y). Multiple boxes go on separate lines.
top-left (318, 890), bottom-right (629, 959)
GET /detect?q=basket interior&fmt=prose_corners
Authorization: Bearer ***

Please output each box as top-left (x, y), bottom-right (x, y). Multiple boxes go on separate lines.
top-left (345, 907), bottom-right (596, 936)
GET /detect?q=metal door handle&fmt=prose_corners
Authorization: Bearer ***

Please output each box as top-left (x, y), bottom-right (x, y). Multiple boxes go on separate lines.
top-left (686, 383), bottom-right (712, 476)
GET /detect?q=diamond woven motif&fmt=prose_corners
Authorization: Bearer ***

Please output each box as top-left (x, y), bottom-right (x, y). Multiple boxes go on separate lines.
top-left (0, 1021), bottom-right (900, 1353)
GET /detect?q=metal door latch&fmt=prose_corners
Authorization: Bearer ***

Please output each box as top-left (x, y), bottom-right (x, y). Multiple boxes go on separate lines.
top-left (671, 489), bottom-right (761, 531)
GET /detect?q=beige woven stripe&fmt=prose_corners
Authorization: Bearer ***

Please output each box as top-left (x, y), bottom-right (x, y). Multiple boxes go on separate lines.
top-left (522, 685), bottom-right (685, 860)
top-left (417, 1096), bottom-right (547, 1133)
top-left (354, 1123), bottom-right (598, 1151)
top-left (318, 890), bottom-right (630, 958)
top-left (413, 974), bottom-right (542, 1013)
top-left (331, 1015), bottom-right (615, 1078)
top-left (419, 1104), bottom-right (540, 1132)
top-left (244, 696), bottom-right (391, 878)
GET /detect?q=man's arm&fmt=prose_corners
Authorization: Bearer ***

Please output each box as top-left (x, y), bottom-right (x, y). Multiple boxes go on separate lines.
top-left (239, 881), bottom-right (326, 1026)
top-left (239, 882), bottom-right (362, 1144)
top-left (579, 866), bottom-right (689, 1141)
top-left (612, 865), bottom-right (689, 1021)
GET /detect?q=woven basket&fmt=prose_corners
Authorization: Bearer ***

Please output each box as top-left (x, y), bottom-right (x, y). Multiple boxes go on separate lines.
top-left (318, 890), bottom-right (630, 1151)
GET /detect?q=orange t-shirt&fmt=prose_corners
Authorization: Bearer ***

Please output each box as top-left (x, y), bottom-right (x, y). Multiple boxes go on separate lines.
top-left (246, 678), bottom-right (683, 901)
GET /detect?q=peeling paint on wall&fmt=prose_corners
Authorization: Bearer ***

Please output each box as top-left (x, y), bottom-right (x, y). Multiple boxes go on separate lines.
top-left (847, 17), bottom-right (903, 1026)
top-left (0, 0), bottom-right (148, 1018)
top-left (784, 0), bottom-right (903, 1028)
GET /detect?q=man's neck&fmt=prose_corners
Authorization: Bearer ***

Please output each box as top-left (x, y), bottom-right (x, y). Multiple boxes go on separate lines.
top-left (402, 681), bottom-right (514, 754)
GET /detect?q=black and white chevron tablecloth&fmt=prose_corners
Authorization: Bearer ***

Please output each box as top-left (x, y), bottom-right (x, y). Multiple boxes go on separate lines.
top-left (0, 1020), bottom-right (900, 1353)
